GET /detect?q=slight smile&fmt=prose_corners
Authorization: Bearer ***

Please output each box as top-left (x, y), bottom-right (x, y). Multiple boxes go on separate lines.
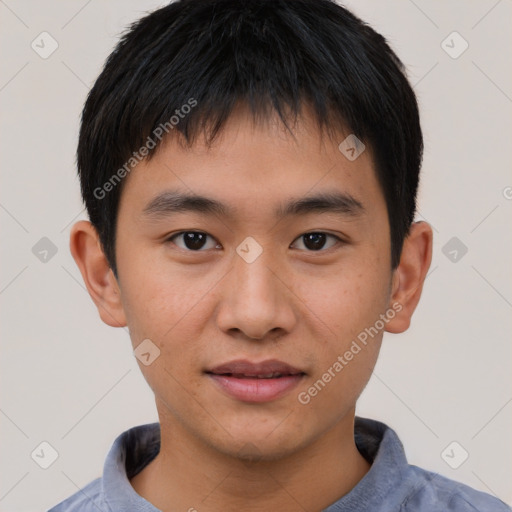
top-left (206, 359), bottom-right (307, 403)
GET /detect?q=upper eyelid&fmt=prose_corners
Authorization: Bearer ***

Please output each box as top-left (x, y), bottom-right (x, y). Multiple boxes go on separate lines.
top-left (168, 230), bottom-right (341, 240)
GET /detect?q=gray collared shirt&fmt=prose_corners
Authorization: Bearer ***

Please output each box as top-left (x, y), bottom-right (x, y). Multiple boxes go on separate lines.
top-left (48, 417), bottom-right (510, 511)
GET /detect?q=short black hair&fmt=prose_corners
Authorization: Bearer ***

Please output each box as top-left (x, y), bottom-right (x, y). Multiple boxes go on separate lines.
top-left (77, 0), bottom-right (423, 277)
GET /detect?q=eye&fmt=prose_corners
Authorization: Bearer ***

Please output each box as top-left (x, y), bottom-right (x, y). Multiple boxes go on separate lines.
top-left (168, 231), bottom-right (220, 251)
top-left (290, 232), bottom-right (341, 251)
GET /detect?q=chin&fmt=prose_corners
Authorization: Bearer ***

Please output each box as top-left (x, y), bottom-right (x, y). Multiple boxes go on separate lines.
top-left (224, 439), bottom-right (300, 463)
top-left (205, 420), bottom-right (309, 463)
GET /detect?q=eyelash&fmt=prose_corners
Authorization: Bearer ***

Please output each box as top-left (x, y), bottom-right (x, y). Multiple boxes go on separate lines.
top-left (166, 231), bottom-right (344, 253)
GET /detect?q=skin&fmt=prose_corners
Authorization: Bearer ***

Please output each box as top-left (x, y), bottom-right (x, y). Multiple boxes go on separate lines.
top-left (70, 104), bottom-right (432, 512)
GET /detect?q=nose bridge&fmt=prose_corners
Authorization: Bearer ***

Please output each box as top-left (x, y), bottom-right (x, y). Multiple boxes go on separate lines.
top-left (216, 243), bottom-right (295, 339)
top-left (235, 248), bottom-right (277, 300)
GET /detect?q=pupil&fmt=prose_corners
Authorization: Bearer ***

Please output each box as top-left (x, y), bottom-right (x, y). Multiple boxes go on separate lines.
top-left (304, 233), bottom-right (326, 250)
top-left (184, 232), bottom-right (206, 250)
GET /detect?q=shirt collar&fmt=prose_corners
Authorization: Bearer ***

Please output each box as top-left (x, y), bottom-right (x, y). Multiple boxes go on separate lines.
top-left (102, 422), bottom-right (161, 511)
top-left (323, 417), bottom-right (408, 511)
top-left (101, 417), bottom-right (408, 511)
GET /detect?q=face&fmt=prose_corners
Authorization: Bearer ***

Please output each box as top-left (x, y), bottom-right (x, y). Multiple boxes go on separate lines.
top-left (113, 106), bottom-right (395, 460)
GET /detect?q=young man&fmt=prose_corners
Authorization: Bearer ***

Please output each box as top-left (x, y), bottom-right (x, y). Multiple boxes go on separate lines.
top-left (49, 0), bottom-right (510, 510)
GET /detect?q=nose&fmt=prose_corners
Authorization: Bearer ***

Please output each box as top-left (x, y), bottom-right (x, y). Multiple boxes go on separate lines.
top-left (215, 247), bottom-right (297, 342)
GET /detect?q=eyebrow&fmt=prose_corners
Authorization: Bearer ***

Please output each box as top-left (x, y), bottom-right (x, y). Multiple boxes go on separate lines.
top-left (141, 190), bottom-right (365, 220)
top-left (276, 191), bottom-right (365, 218)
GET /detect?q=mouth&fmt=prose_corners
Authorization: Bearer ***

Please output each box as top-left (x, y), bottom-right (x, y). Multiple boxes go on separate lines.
top-left (210, 372), bottom-right (298, 379)
top-left (205, 359), bottom-right (306, 403)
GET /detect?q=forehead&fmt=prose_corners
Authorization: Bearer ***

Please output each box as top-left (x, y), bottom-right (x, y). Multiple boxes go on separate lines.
top-left (118, 105), bottom-right (384, 220)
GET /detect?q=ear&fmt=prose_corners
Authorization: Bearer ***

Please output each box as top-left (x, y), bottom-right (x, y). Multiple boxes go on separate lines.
top-left (69, 220), bottom-right (127, 328)
top-left (385, 221), bottom-right (433, 333)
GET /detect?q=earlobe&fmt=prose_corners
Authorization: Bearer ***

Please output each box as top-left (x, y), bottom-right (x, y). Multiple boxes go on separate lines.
top-left (69, 220), bottom-right (127, 328)
top-left (385, 221), bottom-right (433, 334)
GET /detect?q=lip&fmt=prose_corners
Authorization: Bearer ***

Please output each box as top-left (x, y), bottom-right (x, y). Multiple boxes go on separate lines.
top-left (206, 359), bottom-right (306, 403)
top-left (208, 359), bottom-right (304, 376)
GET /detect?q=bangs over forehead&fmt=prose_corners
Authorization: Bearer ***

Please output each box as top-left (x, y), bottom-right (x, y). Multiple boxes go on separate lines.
top-left (78, 0), bottom-right (423, 276)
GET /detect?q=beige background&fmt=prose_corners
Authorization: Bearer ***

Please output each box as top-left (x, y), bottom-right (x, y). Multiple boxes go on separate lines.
top-left (1, 1), bottom-right (511, 510)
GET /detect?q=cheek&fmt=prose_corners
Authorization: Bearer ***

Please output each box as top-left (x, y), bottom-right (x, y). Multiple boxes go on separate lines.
top-left (121, 268), bottom-right (212, 400)
top-left (300, 260), bottom-right (390, 347)
top-left (295, 266), bottom-right (387, 414)
top-left (118, 253), bottom-right (204, 339)
top-left (294, 253), bottom-right (389, 410)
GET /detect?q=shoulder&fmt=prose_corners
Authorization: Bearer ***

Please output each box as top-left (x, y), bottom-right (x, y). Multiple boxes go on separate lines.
top-left (400, 465), bottom-right (511, 512)
top-left (46, 422), bottom-right (160, 512)
top-left (351, 418), bottom-right (510, 512)
top-left (47, 477), bottom-right (105, 512)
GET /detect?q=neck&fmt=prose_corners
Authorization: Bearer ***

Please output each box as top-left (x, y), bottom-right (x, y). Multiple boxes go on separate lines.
top-left (130, 408), bottom-right (370, 512)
